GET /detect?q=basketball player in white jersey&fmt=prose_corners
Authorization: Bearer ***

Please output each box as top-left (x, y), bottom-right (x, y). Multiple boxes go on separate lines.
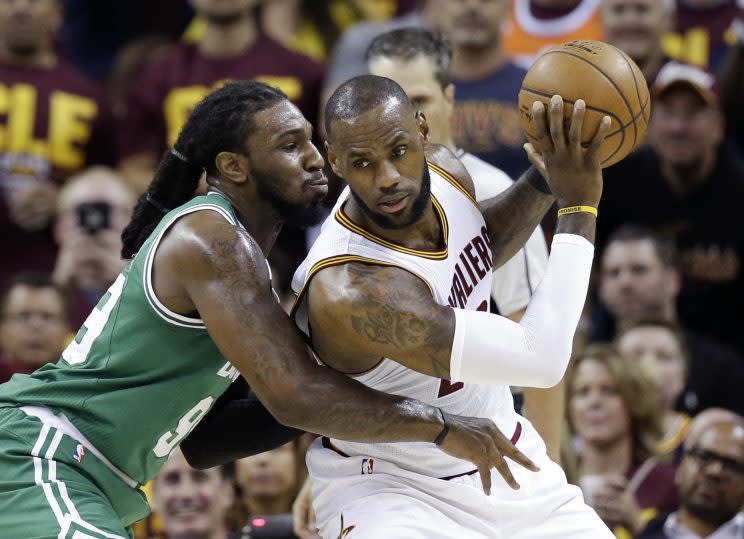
top-left (364, 27), bottom-right (572, 464)
top-left (291, 75), bottom-right (615, 538)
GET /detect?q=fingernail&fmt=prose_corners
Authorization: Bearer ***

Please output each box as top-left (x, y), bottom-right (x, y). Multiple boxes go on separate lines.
top-left (551, 95), bottom-right (561, 107)
top-left (575, 99), bottom-right (585, 110)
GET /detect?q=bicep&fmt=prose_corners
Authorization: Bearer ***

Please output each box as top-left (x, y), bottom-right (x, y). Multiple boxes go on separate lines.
top-left (308, 264), bottom-right (456, 379)
top-left (180, 229), bottom-right (316, 409)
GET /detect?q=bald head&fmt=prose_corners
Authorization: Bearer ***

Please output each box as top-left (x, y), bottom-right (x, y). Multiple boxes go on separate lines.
top-left (325, 75), bottom-right (414, 140)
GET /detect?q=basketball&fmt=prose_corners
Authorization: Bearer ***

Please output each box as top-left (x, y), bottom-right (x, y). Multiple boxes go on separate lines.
top-left (518, 40), bottom-right (650, 168)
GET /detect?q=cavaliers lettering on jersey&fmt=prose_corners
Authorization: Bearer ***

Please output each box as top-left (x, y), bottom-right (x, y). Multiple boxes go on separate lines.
top-left (292, 163), bottom-right (521, 479)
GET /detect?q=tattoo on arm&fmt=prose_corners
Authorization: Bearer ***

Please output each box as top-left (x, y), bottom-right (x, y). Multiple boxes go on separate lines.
top-left (345, 264), bottom-right (453, 378)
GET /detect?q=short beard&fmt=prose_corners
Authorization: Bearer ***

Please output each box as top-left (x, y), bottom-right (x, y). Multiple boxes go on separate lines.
top-left (254, 168), bottom-right (325, 229)
top-left (350, 163), bottom-right (431, 230)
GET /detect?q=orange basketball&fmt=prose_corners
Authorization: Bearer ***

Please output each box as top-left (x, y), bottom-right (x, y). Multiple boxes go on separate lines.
top-left (518, 40), bottom-right (650, 168)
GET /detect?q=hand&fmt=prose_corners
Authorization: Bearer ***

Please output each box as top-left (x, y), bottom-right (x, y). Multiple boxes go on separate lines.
top-left (292, 477), bottom-right (322, 539)
top-left (9, 181), bottom-right (58, 230)
top-left (591, 475), bottom-right (644, 533)
top-left (523, 95), bottom-right (610, 209)
top-left (439, 415), bottom-right (539, 495)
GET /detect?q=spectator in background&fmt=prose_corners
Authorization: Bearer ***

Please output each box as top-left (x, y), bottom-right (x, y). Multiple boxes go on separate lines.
top-left (151, 447), bottom-right (238, 539)
top-left (442, 0), bottom-right (531, 179)
top-left (0, 273), bottom-right (70, 383)
top-left (600, 62), bottom-right (744, 357)
top-left (262, 0), bottom-right (416, 63)
top-left (664, 0), bottom-right (741, 71)
top-left (233, 441), bottom-right (304, 521)
top-left (601, 0), bottom-right (674, 83)
top-left (502, 0), bottom-right (603, 69)
top-left (566, 344), bottom-right (678, 537)
top-left (52, 166), bottom-right (134, 329)
top-left (117, 0), bottom-right (326, 194)
top-left (364, 28), bottom-right (567, 462)
top-left (0, 0), bottom-right (115, 290)
top-left (636, 412), bottom-right (744, 539)
top-left (321, 0), bottom-right (442, 104)
top-left (616, 320), bottom-right (691, 461)
top-left (595, 226), bottom-right (744, 416)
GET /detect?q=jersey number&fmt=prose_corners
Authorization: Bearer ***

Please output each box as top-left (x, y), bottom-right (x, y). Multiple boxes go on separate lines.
top-left (437, 300), bottom-right (487, 398)
top-left (153, 397), bottom-right (214, 458)
top-left (62, 274), bottom-right (126, 365)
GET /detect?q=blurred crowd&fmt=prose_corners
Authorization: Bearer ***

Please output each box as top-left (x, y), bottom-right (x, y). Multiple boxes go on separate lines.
top-left (2, 0), bottom-right (744, 538)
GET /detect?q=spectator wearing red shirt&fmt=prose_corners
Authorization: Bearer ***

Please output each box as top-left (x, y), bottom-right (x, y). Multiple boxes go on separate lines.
top-left (0, 0), bottom-right (116, 290)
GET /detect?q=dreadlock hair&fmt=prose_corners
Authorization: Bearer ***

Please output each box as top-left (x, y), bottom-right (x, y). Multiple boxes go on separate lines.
top-left (121, 81), bottom-right (288, 259)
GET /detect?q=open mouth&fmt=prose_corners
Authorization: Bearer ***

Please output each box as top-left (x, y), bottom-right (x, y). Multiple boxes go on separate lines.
top-left (378, 195), bottom-right (409, 214)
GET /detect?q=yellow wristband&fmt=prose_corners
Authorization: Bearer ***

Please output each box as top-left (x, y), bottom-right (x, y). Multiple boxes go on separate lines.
top-left (557, 205), bottom-right (598, 218)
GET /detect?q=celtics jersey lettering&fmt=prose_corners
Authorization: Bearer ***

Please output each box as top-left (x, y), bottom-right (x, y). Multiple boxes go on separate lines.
top-left (0, 193), bottom-right (244, 484)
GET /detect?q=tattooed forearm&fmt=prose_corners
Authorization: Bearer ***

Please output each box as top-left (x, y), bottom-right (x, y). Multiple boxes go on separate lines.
top-left (480, 171), bottom-right (554, 270)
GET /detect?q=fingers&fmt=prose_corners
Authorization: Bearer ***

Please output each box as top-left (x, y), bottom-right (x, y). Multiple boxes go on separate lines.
top-left (501, 442), bottom-right (540, 472)
top-left (531, 101), bottom-right (552, 155)
top-left (549, 95), bottom-right (566, 150)
top-left (490, 448), bottom-right (520, 490)
top-left (568, 99), bottom-right (586, 149)
top-left (587, 115), bottom-right (612, 161)
top-left (478, 459), bottom-right (493, 496)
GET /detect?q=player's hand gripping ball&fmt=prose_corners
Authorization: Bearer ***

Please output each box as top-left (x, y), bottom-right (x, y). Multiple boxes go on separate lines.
top-left (519, 40), bottom-right (650, 168)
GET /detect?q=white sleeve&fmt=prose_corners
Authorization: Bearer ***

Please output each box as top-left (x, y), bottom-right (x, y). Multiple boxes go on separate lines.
top-left (449, 234), bottom-right (593, 388)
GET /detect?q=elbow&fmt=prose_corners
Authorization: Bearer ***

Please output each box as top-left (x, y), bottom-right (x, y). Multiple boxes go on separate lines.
top-left (531, 342), bottom-right (572, 388)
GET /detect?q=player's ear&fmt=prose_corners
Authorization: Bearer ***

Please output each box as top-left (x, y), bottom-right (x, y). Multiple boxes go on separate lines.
top-left (325, 141), bottom-right (344, 179)
top-left (415, 111), bottom-right (430, 142)
top-left (215, 151), bottom-right (249, 184)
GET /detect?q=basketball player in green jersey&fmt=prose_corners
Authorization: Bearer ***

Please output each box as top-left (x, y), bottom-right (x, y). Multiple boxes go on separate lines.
top-left (0, 81), bottom-right (540, 539)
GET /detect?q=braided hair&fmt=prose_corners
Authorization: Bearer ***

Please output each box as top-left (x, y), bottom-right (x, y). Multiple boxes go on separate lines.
top-left (121, 81), bottom-right (287, 259)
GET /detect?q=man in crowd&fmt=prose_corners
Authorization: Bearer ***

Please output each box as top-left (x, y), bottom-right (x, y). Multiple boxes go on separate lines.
top-left (53, 166), bottom-right (135, 328)
top-left (595, 225), bottom-right (744, 415)
top-left (602, 0), bottom-right (674, 83)
top-left (0, 0), bottom-right (115, 289)
top-left (636, 412), bottom-right (744, 539)
top-left (441, 0), bottom-right (531, 179)
top-left (600, 61), bottom-right (744, 356)
top-left (151, 448), bottom-right (238, 539)
top-left (0, 273), bottom-right (70, 383)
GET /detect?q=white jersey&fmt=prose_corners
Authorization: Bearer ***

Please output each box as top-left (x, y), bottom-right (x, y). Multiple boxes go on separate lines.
top-left (292, 164), bottom-right (521, 479)
top-left (459, 150), bottom-right (548, 317)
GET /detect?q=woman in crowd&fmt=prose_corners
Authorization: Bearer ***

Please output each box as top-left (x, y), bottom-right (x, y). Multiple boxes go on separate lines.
top-left (566, 344), bottom-right (678, 539)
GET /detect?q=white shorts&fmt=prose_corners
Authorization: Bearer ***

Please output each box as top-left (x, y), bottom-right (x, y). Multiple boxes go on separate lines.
top-left (307, 420), bottom-right (613, 539)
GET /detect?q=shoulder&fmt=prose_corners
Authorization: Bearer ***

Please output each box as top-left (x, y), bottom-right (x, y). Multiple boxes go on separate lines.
top-left (425, 144), bottom-right (476, 198)
top-left (159, 210), bottom-right (267, 285)
top-left (308, 261), bottom-right (432, 317)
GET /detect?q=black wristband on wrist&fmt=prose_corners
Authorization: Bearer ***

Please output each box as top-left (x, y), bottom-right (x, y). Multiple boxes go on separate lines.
top-left (524, 166), bottom-right (551, 195)
top-left (433, 408), bottom-right (451, 446)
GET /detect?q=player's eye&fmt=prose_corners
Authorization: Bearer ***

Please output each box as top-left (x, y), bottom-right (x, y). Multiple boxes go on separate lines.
top-left (353, 159), bottom-right (370, 169)
top-left (392, 146), bottom-right (407, 158)
top-left (283, 143), bottom-right (298, 152)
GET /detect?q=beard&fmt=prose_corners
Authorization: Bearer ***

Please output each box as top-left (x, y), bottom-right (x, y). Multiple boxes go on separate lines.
top-left (685, 499), bottom-right (737, 529)
top-left (254, 168), bottom-right (326, 229)
top-left (349, 163), bottom-right (431, 230)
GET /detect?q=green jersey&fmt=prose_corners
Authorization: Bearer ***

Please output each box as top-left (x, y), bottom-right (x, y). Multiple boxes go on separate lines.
top-left (0, 193), bottom-right (245, 485)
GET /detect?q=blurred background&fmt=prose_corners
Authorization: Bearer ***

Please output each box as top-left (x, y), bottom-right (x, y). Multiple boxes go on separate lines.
top-left (2, 1), bottom-right (744, 538)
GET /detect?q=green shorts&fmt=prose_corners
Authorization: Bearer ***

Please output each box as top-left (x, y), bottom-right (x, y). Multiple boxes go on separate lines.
top-left (0, 405), bottom-right (150, 539)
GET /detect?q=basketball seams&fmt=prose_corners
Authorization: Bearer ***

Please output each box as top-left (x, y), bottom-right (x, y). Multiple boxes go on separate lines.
top-left (519, 87), bottom-right (626, 166)
top-left (540, 49), bottom-right (638, 149)
top-left (617, 48), bottom-right (650, 127)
